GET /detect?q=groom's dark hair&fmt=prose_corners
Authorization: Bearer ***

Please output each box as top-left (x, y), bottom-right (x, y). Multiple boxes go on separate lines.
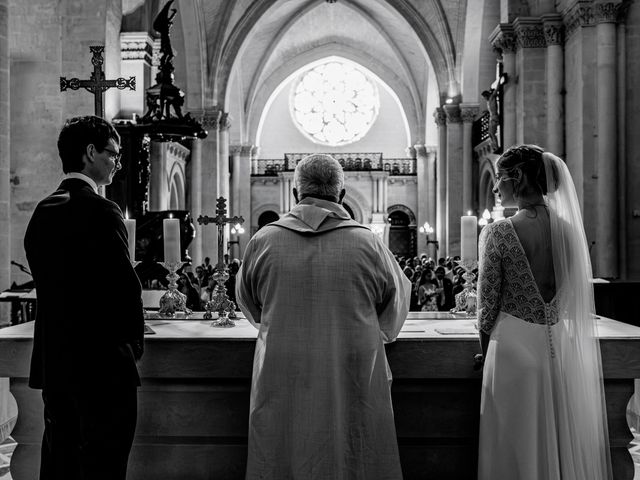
top-left (58, 115), bottom-right (120, 173)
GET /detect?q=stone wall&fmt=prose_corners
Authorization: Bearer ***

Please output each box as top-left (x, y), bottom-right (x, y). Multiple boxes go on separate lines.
top-left (625, 2), bottom-right (640, 279)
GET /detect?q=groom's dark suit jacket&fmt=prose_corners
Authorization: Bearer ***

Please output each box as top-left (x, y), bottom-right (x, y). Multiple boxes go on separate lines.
top-left (24, 178), bottom-right (144, 391)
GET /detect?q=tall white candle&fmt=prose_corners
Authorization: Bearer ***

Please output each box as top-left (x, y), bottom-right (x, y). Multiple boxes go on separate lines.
top-left (124, 218), bottom-right (136, 261)
top-left (163, 218), bottom-right (181, 263)
top-left (461, 216), bottom-right (478, 261)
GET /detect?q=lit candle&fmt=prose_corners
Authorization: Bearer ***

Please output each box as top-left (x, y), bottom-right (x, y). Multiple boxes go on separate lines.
top-left (461, 216), bottom-right (478, 261)
top-left (124, 213), bottom-right (136, 261)
top-left (163, 217), bottom-right (181, 263)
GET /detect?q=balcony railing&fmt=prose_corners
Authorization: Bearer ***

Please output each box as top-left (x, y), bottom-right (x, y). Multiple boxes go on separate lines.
top-left (253, 154), bottom-right (416, 176)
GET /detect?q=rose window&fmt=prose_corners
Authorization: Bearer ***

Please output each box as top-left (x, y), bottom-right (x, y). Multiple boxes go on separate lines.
top-left (290, 61), bottom-right (380, 146)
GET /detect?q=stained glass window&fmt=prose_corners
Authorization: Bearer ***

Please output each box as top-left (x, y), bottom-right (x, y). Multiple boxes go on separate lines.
top-left (290, 61), bottom-right (380, 146)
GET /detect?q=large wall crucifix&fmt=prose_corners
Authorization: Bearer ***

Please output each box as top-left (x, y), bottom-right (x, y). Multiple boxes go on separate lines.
top-left (60, 45), bottom-right (136, 118)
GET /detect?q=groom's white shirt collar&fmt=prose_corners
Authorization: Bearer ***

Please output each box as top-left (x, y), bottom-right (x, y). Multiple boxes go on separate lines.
top-left (64, 172), bottom-right (98, 193)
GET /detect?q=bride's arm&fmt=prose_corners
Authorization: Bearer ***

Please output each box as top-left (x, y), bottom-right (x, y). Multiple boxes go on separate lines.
top-left (477, 223), bottom-right (503, 356)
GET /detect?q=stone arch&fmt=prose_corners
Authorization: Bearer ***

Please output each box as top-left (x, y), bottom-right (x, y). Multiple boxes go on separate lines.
top-left (167, 161), bottom-right (186, 210)
top-left (257, 210), bottom-right (280, 230)
top-left (253, 203), bottom-right (281, 230)
top-left (460, 0), bottom-right (500, 104)
top-left (214, 0), bottom-right (456, 109)
top-left (176, 0), bottom-right (208, 108)
top-left (387, 204), bottom-right (417, 226)
top-left (249, 50), bottom-right (417, 147)
top-left (478, 156), bottom-right (498, 214)
top-left (386, 204), bottom-right (417, 257)
top-left (342, 184), bottom-right (371, 224)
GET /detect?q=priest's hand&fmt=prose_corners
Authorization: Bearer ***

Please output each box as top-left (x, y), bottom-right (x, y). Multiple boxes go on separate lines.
top-left (473, 354), bottom-right (484, 371)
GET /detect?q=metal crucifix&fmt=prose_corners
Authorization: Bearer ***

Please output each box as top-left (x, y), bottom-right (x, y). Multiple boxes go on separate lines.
top-left (197, 197), bottom-right (244, 327)
top-left (60, 46), bottom-right (136, 118)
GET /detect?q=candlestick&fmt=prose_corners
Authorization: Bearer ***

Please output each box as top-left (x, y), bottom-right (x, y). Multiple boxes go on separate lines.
top-left (156, 261), bottom-right (192, 317)
top-left (124, 218), bottom-right (136, 261)
top-left (451, 258), bottom-right (478, 316)
top-left (163, 218), bottom-right (181, 263)
top-left (461, 216), bottom-right (478, 261)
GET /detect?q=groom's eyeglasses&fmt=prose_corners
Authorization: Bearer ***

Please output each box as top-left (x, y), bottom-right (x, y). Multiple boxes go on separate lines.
top-left (103, 147), bottom-right (122, 164)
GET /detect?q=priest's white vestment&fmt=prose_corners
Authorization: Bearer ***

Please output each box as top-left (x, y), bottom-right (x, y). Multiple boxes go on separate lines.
top-left (237, 197), bottom-right (411, 480)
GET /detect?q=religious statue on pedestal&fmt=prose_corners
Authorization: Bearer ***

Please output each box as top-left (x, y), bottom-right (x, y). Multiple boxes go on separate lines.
top-left (141, 0), bottom-right (204, 135)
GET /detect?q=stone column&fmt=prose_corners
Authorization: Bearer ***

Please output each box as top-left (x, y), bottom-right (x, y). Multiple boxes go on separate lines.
top-left (229, 145), bottom-right (242, 260)
top-left (415, 144), bottom-right (437, 258)
top-left (460, 104), bottom-right (478, 215)
top-left (148, 141), bottom-right (165, 211)
top-left (595, 3), bottom-right (619, 278)
top-left (219, 112), bottom-right (231, 203)
top-left (372, 175), bottom-right (378, 214)
top-left (0, 0), bottom-right (8, 324)
top-left (119, 32), bottom-right (153, 118)
top-left (230, 146), bottom-right (241, 217)
top-left (189, 139), bottom-right (203, 269)
top-left (490, 24), bottom-right (517, 149)
top-left (237, 145), bottom-right (253, 257)
top-left (543, 14), bottom-right (565, 157)
top-left (370, 172), bottom-right (389, 242)
top-left (513, 18), bottom-right (547, 145)
top-left (197, 108), bottom-right (222, 265)
top-left (444, 105), bottom-right (463, 256)
top-left (434, 107), bottom-right (447, 255)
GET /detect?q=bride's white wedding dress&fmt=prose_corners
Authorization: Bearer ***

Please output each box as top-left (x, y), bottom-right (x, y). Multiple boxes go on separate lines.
top-left (477, 219), bottom-right (562, 479)
top-left (477, 153), bottom-right (612, 480)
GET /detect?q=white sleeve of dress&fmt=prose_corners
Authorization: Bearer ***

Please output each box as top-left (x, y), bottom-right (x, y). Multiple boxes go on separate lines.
top-left (236, 240), bottom-right (262, 328)
top-left (375, 237), bottom-right (411, 343)
top-left (477, 223), bottom-right (502, 334)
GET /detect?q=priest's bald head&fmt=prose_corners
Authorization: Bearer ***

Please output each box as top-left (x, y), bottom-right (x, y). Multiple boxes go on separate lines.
top-left (293, 153), bottom-right (346, 204)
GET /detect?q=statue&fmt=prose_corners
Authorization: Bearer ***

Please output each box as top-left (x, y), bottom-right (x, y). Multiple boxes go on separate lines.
top-left (142, 0), bottom-right (190, 124)
top-left (153, 0), bottom-right (177, 68)
top-left (481, 88), bottom-right (499, 151)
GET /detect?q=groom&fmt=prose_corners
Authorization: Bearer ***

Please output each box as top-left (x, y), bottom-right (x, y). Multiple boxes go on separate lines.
top-left (24, 116), bottom-right (144, 480)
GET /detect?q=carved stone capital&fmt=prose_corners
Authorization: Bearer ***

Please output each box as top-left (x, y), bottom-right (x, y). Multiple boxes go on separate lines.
top-left (514, 18), bottom-right (545, 48)
top-left (194, 106), bottom-right (231, 130)
top-left (542, 14), bottom-right (564, 45)
top-left (229, 145), bottom-right (242, 156)
top-left (241, 145), bottom-right (254, 156)
top-left (219, 111), bottom-right (231, 131)
top-left (195, 107), bottom-right (222, 129)
top-left (595, 2), bottom-right (621, 23)
top-left (251, 146), bottom-right (261, 158)
top-left (443, 105), bottom-right (462, 124)
top-left (563, 2), bottom-right (595, 38)
top-left (405, 145), bottom-right (417, 159)
top-left (460, 104), bottom-right (479, 123)
top-left (490, 24), bottom-right (517, 54)
top-left (120, 32), bottom-right (153, 64)
top-left (413, 144), bottom-right (427, 159)
top-left (433, 107), bottom-right (446, 127)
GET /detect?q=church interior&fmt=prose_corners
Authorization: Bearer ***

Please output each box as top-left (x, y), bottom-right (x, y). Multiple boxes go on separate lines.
top-left (1, 0), bottom-right (640, 478)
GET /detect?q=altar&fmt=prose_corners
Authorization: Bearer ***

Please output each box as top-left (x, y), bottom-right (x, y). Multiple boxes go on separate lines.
top-left (0, 313), bottom-right (639, 479)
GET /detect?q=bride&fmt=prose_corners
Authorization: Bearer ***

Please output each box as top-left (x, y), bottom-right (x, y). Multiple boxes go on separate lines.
top-left (476, 145), bottom-right (612, 479)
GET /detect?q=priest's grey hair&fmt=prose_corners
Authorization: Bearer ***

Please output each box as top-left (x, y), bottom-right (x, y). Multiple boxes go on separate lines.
top-left (294, 154), bottom-right (344, 199)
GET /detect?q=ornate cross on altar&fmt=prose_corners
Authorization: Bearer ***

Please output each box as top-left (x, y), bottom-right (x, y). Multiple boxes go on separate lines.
top-left (60, 46), bottom-right (136, 118)
top-left (197, 197), bottom-right (244, 327)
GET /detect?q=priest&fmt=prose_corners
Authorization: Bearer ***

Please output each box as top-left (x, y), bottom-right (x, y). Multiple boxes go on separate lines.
top-left (237, 154), bottom-right (411, 479)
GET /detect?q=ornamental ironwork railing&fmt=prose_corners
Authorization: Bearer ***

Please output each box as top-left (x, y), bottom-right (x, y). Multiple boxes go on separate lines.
top-left (253, 154), bottom-right (416, 176)
top-left (473, 111), bottom-right (490, 148)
